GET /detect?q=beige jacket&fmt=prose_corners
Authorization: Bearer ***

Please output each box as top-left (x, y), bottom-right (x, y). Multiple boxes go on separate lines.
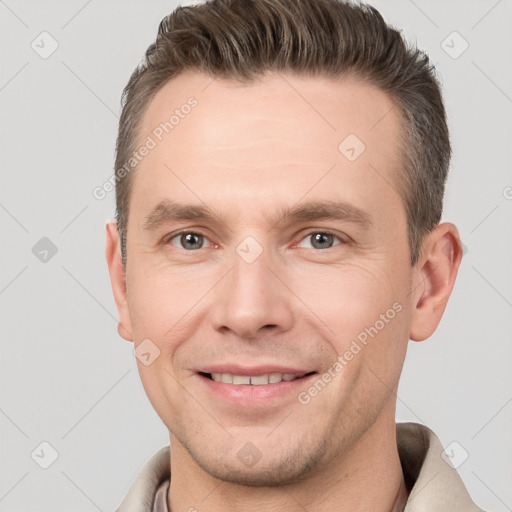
top-left (116, 422), bottom-right (485, 512)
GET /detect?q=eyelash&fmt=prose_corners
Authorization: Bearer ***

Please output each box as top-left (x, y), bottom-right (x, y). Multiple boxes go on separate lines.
top-left (163, 229), bottom-right (347, 251)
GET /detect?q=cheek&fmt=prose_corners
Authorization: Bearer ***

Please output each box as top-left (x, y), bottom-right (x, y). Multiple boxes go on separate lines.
top-left (293, 261), bottom-right (405, 335)
top-left (292, 259), bottom-right (411, 393)
top-left (127, 274), bottom-right (188, 425)
top-left (126, 265), bottom-right (198, 340)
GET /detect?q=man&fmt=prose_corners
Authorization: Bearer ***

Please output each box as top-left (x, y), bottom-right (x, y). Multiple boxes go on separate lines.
top-left (106, 0), bottom-right (484, 510)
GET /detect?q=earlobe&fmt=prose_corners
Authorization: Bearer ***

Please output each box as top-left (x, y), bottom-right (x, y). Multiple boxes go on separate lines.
top-left (409, 223), bottom-right (463, 342)
top-left (105, 221), bottom-right (134, 342)
top-left (117, 322), bottom-right (133, 340)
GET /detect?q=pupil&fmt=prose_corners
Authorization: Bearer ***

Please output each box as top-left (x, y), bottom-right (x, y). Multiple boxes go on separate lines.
top-left (313, 233), bottom-right (332, 249)
top-left (182, 233), bottom-right (203, 250)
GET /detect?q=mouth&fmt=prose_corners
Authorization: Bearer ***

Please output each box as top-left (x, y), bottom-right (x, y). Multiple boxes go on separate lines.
top-left (199, 371), bottom-right (316, 385)
top-left (196, 368), bottom-right (318, 407)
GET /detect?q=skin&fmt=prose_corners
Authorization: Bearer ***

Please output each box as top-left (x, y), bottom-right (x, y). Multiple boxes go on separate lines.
top-left (106, 70), bottom-right (463, 511)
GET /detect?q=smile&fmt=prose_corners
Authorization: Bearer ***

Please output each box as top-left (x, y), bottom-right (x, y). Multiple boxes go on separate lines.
top-left (208, 372), bottom-right (308, 385)
top-left (197, 369), bottom-right (318, 407)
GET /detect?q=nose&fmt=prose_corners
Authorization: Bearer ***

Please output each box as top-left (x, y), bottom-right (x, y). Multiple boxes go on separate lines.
top-left (210, 244), bottom-right (295, 340)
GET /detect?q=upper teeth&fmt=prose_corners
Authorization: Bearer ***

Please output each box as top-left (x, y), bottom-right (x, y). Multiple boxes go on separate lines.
top-left (210, 373), bottom-right (305, 385)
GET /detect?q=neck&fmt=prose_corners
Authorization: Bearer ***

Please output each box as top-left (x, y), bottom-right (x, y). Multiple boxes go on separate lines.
top-left (168, 413), bottom-right (407, 512)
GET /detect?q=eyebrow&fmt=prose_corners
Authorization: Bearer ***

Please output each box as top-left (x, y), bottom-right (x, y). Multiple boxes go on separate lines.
top-left (275, 200), bottom-right (373, 230)
top-left (142, 199), bottom-right (373, 231)
top-left (142, 200), bottom-right (226, 231)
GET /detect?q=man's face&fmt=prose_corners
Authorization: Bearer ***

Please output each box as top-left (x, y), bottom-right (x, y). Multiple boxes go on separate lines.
top-left (121, 71), bottom-right (415, 484)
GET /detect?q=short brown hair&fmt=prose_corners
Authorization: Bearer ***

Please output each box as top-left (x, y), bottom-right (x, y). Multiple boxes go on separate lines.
top-left (114, 0), bottom-right (451, 267)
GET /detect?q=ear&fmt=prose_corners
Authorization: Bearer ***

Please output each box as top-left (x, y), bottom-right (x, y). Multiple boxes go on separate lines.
top-left (410, 222), bottom-right (463, 341)
top-left (105, 221), bottom-right (133, 342)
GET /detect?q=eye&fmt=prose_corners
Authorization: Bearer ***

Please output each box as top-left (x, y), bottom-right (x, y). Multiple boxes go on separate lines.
top-left (166, 231), bottom-right (213, 251)
top-left (297, 231), bottom-right (344, 250)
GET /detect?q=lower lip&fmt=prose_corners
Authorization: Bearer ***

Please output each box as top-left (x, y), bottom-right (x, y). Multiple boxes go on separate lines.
top-left (197, 373), bottom-right (317, 407)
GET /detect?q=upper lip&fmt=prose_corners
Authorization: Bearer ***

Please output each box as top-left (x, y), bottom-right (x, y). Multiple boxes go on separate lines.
top-left (197, 365), bottom-right (315, 376)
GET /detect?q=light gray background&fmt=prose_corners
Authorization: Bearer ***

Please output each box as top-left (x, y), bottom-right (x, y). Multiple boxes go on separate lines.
top-left (1, 0), bottom-right (511, 510)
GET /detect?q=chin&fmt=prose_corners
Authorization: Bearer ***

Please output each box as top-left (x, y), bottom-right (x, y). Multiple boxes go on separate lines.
top-left (184, 438), bottom-right (324, 487)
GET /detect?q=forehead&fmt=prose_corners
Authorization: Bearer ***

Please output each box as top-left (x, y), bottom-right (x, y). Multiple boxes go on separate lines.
top-left (130, 70), bottom-right (403, 228)
top-left (138, 70), bottom-right (400, 156)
